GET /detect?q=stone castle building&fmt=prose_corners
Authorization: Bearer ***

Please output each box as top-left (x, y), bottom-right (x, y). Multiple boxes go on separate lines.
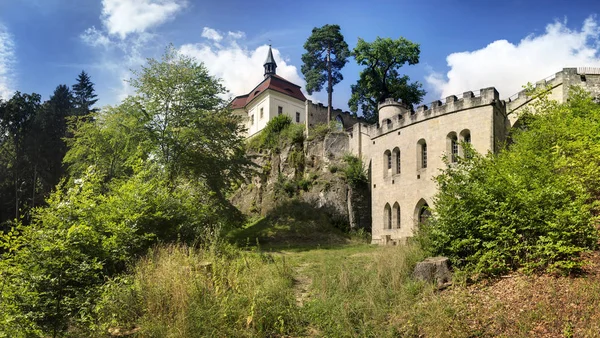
top-left (349, 67), bottom-right (600, 245)
top-left (231, 48), bottom-right (600, 245)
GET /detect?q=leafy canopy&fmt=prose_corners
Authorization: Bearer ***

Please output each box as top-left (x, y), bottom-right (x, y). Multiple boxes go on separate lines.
top-left (421, 87), bottom-right (600, 276)
top-left (349, 37), bottom-right (425, 124)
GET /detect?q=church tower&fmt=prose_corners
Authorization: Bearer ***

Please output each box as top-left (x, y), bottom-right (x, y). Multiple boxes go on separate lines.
top-left (263, 45), bottom-right (277, 77)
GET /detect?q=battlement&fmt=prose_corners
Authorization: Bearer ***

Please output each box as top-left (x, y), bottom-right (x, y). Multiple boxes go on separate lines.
top-left (369, 87), bottom-right (500, 138)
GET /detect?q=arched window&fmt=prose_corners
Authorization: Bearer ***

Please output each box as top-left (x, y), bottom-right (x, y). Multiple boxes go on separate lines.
top-left (459, 129), bottom-right (472, 158)
top-left (446, 132), bottom-right (458, 163)
top-left (386, 119), bottom-right (392, 128)
top-left (419, 204), bottom-right (431, 225)
top-left (414, 198), bottom-right (431, 226)
top-left (393, 202), bottom-right (401, 229)
top-left (384, 150), bottom-right (392, 177)
top-left (384, 203), bottom-right (392, 229)
top-left (417, 139), bottom-right (427, 169)
top-left (392, 147), bottom-right (401, 174)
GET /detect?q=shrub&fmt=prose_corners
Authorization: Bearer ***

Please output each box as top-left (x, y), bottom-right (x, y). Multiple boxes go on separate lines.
top-left (421, 88), bottom-right (600, 276)
top-left (342, 154), bottom-right (368, 187)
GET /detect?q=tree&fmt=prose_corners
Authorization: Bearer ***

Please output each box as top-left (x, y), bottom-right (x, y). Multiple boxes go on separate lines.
top-left (129, 45), bottom-right (250, 196)
top-left (72, 70), bottom-right (98, 117)
top-left (301, 24), bottom-right (350, 123)
top-left (0, 92), bottom-right (41, 222)
top-left (348, 37), bottom-right (425, 123)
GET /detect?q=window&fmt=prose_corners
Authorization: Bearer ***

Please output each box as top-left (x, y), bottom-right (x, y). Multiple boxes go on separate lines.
top-left (250, 114), bottom-right (254, 125)
top-left (419, 204), bottom-right (431, 225)
top-left (278, 106), bottom-right (283, 115)
top-left (451, 138), bottom-right (458, 162)
top-left (260, 107), bottom-right (264, 119)
top-left (384, 203), bottom-right (392, 229)
top-left (296, 112), bottom-right (300, 123)
top-left (447, 132), bottom-right (458, 163)
top-left (417, 139), bottom-right (428, 169)
top-left (383, 150), bottom-right (392, 177)
top-left (386, 119), bottom-right (392, 128)
top-left (460, 129), bottom-right (472, 158)
top-left (392, 147), bottom-right (401, 174)
top-left (393, 203), bottom-right (401, 229)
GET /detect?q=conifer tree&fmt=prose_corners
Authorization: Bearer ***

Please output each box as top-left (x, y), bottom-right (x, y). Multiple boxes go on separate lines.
top-left (301, 24), bottom-right (350, 123)
top-left (72, 70), bottom-right (98, 116)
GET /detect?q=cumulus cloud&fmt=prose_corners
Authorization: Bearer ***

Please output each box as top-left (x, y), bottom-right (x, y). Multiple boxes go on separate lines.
top-left (0, 23), bottom-right (16, 100)
top-left (201, 27), bottom-right (223, 42)
top-left (180, 27), bottom-right (306, 99)
top-left (101, 0), bottom-right (187, 39)
top-left (426, 16), bottom-right (600, 99)
top-left (80, 26), bottom-right (112, 49)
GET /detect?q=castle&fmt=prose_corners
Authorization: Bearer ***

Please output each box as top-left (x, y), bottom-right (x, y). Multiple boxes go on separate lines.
top-left (232, 48), bottom-right (600, 245)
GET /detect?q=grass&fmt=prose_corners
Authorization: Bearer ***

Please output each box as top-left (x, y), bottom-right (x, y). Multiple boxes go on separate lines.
top-left (92, 240), bottom-right (600, 337)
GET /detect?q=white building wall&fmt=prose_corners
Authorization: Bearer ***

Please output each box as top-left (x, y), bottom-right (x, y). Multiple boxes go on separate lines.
top-left (269, 91), bottom-right (306, 124)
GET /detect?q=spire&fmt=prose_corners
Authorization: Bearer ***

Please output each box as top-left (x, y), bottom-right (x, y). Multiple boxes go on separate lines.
top-left (263, 45), bottom-right (277, 77)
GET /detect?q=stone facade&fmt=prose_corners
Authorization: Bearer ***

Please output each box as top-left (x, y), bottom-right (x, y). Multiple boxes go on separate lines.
top-left (347, 68), bottom-right (600, 245)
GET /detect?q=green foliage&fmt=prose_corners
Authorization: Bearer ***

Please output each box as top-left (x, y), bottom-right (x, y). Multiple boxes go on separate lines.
top-left (0, 164), bottom-right (220, 335)
top-left (349, 37), bottom-right (425, 123)
top-left (342, 154), bottom-right (368, 187)
top-left (421, 88), bottom-right (600, 276)
top-left (72, 70), bottom-right (98, 116)
top-left (247, 115), bottom-right (306, 152)
top-left (301, 24), bottom-right (350, 121)
top-left (94, 243), bottom-right (302, 337)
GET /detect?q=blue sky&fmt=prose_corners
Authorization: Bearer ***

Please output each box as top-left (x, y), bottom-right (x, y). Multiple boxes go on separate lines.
top-left (1, 0), bottom-right (600, 113)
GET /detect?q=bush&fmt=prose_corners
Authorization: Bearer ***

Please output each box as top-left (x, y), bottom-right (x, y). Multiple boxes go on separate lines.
top-left (247, 115), bottom-right (293, 151)
top-left (342, 154), bottom-right (368, 187)
top-left (0, 165), bottom-right (221, 336)
top-left (421, 88), bottom-right (600, 276)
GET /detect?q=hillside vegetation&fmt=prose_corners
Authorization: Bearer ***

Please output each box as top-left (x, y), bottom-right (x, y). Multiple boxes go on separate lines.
top-left (2, 43), bottom-right (600, 337)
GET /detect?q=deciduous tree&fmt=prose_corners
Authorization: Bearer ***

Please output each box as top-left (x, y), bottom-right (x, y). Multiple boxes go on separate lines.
top-left (349, 37), bottom-right (425, 123)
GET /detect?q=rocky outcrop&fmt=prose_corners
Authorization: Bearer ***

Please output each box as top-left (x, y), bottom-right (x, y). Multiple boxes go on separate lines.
top-left (231, 132), bottom-right (371, 231)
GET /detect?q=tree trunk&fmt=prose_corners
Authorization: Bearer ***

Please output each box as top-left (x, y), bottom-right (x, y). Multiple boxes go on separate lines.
top-left (347, 184), bottom-right (357, 230)
top-left (327, 45), bottom-right (332, 125)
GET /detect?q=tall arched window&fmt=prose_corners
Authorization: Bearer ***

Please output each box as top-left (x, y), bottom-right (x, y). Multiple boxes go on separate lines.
top-left (446, 132), bottom-right (458, 163)
top-left (393, 202), bottom-right (401, 229)
top-left (384, 150), bottom-right (392, 177)
top-left (384, 203), bottom-right (392, 229)
top-left (417, 139), bottom-right (427, 169)
top-left (459, 129), bottom-right (472, 158)
top-left (419, 204), bottom-right (431, 225)
top-left (392, 147), bottom-right (401, 174)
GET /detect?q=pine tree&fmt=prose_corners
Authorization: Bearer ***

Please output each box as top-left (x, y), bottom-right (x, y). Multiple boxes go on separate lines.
top-left (301, 24), bottom-right (350, 123)
top-left (72, 70), bottom-right (98, 116)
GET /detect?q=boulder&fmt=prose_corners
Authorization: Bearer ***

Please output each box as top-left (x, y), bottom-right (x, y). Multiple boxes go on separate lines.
top-left (413, 256), bottom-right (451, 287)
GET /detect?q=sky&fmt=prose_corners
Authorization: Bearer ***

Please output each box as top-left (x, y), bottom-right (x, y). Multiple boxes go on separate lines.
top-left (1, 0), bottom-right (600, 114)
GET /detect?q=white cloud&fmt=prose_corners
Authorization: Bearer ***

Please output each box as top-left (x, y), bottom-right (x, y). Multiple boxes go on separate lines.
top-left (201, 27), bottom-right (223, 42)
top-left (180, 28), bottom-right (307, 100)
top-left (0, 23), bottom-right (16, 100)
top-left (426, 16), bottom-right (600, 99)
top-left (227, 31), bottom-right (245, 40)
top-left (80, 26), bottom-right (112, 49)
top-left (101, 0), bottom-right (187, 39)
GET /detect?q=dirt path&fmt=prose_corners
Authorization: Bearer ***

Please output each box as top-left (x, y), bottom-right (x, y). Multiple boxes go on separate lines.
top-left (293, 263), bottom-right (312, 307)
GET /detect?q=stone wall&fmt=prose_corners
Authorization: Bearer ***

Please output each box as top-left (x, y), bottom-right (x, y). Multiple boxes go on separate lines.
top-left (305, 100), bottom-right (363, 131)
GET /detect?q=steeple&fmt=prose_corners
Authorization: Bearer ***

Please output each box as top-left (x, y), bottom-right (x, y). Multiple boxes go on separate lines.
top-left (263, 45), bottom-right (277, 77)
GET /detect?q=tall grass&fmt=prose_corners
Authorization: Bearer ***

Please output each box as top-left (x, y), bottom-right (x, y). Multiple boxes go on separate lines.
top-left (94, 242), bottom-right (303, 337)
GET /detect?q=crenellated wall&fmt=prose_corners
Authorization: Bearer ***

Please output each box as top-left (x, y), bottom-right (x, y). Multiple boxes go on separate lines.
top-left (305, 100), bottom-right (364, 132)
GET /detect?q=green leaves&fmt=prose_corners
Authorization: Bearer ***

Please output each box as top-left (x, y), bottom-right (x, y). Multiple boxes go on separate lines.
top-left (348, 37), bottom-right (425, 123)
top-left (423, 89), bottom-right (600, 276)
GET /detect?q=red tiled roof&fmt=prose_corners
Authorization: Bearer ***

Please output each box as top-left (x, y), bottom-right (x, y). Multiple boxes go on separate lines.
top-left (230, 74), bottom-right (306, 110)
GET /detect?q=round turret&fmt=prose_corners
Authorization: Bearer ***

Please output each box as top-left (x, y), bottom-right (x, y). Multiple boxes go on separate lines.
top-left (378, 98), bottom-right (410, 126)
